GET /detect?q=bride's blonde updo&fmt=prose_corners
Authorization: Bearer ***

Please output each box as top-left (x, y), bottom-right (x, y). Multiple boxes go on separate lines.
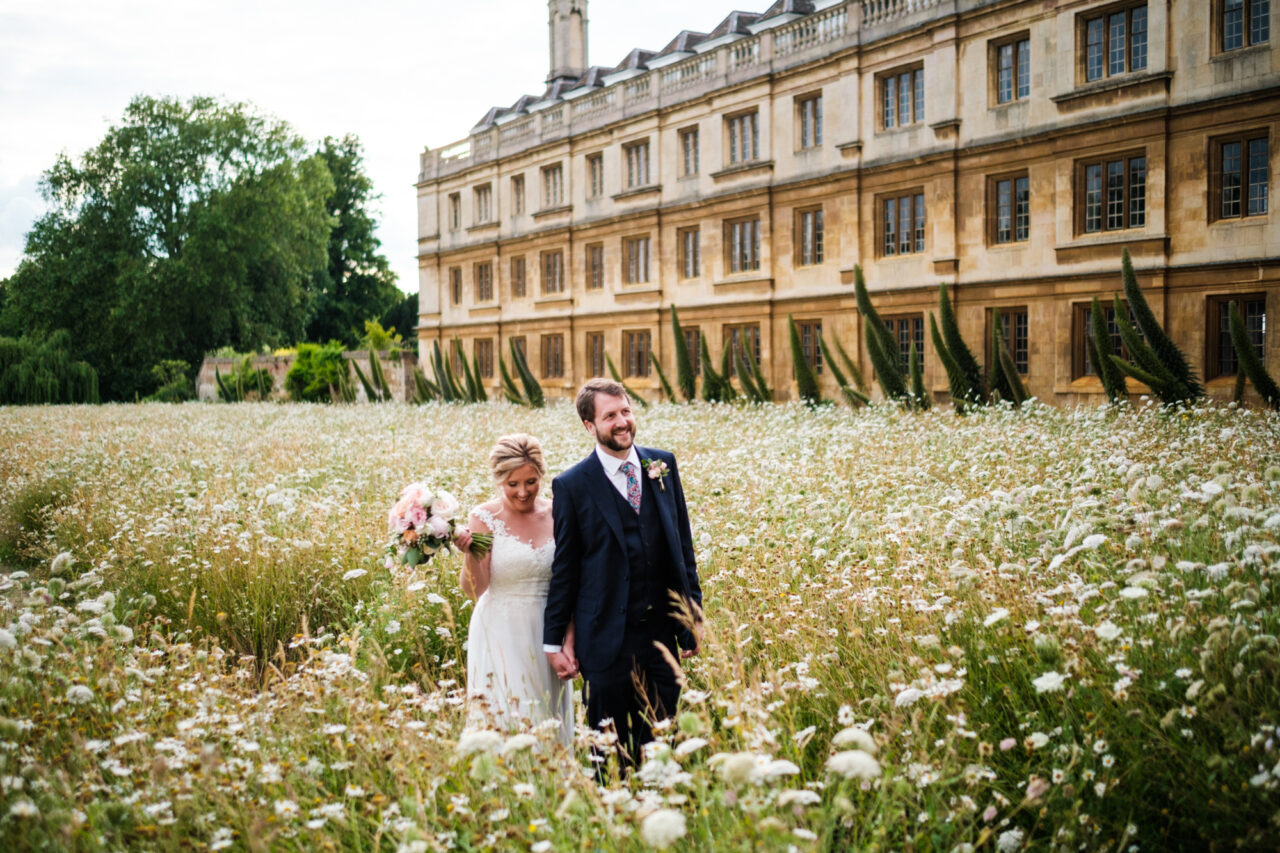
top-left (489, 433), bottom-right (546, 483)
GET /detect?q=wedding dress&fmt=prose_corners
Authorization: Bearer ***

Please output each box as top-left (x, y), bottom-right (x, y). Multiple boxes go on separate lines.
top-left (465, 507), bottom-right (573, 746)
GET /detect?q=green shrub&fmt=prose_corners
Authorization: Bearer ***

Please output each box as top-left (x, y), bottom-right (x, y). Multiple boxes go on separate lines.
top-left (284, 342), bottom-right (349, 402)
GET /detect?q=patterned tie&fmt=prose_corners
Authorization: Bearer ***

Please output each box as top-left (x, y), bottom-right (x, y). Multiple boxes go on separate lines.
top-left (620, 461), bottom-right (641, 513)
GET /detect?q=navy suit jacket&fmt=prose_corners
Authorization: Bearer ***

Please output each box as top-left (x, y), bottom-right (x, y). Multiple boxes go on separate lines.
top-left (543, 446), bottom-right (702, 676)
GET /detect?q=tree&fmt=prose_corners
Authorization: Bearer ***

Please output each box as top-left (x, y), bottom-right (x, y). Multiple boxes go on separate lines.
top-left (380, 292), bottom-right (419, 345)
top-left (1, 95), bottom-right (332, 400)
top-left (304, 136), bottom-right (402, 347)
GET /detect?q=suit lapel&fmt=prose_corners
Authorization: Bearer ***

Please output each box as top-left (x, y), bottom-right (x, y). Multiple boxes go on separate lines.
top-left (582, 451), bottom-right (626, 547)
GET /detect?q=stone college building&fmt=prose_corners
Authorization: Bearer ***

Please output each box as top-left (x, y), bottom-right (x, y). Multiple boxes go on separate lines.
top-left (416, 0), bottom-right (1278, 404)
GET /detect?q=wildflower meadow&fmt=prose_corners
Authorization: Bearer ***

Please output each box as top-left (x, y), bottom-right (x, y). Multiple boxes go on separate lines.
top-left (1, 400), bottom-right (1278, 851)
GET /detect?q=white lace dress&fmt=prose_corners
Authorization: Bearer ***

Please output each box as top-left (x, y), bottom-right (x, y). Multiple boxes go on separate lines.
top-left (465, 507), bottom-right (573, 746)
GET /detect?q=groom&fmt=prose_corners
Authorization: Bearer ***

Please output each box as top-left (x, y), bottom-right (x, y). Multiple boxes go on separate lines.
top-left (543, 378), bottom-right (702, 766)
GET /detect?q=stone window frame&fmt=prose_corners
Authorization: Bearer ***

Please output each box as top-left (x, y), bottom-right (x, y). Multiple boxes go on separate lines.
top-left (623, 329), bottom-right (652, 378)
top-left (989, 31), bottom-right (1031, 106)
top-left (1209, 130), bottom-right (1270, 221)
top-left (1205, 293), bottom-right (1267, 378)
top-left (986, 306), bottom-right (1031, 376)
top-left (1074, 150), bottom-right (1147, 235)
top-left (987, 171), bottom-right (1031, 245)
top-left (796, 206), bottom-right (824, 266)
top-left (1076, 1), bottom-right (1148, 85)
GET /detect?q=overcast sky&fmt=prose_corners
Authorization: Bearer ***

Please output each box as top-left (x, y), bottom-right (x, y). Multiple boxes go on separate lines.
top-left (0, 0), bottom-right (745, 296)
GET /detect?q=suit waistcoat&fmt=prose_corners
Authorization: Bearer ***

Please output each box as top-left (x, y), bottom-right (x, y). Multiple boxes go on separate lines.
top-left (607, 471), bottom-right (678, 625)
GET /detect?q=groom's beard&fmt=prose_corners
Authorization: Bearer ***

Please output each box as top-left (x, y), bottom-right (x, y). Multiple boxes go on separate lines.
top-left (598, 425), bottom-right (635, 452)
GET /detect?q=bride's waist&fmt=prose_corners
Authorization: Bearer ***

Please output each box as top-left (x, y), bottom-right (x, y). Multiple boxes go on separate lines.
top-left (480, 585), bottom-right (549, 602)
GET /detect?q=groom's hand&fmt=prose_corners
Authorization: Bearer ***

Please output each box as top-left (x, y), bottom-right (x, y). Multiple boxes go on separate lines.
top-left (680, 623), bottom-right (702, 659)
top-left (547, 650), bottom-right (578, 680)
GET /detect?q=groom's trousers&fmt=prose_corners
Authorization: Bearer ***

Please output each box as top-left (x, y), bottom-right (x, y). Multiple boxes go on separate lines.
top-left (583, 622), bottom-right (681, 769)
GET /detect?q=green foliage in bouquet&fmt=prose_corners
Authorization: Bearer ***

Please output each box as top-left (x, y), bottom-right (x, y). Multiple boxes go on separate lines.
top-left (1229, 300), bottom-right (1280, 408)
top-left (0, 329), bottom-right (100, 404)
top-left (1088, 295), bottom-right (1129, 404)
top-left (789, 314), bottom-right (822, 406)
top-left (285, 342), bottom-right (348, 403)
top-left (671, 305), bottom-right (697, 402)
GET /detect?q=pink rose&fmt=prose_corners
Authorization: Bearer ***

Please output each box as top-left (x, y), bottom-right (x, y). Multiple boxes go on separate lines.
top-left (430, 491), bottom-right (459, 520)
top-left (407, 505), bottom-right (428, 531)
top-left (426, 515), bottom-right (451, 539)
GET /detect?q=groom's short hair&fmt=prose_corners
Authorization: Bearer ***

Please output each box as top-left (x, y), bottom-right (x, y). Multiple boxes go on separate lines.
top-left (576, 378), bottom-right (629, 422)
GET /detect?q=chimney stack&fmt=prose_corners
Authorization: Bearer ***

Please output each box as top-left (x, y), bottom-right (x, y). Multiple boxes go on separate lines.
top-left (548, 0), bottom-right (588, 84)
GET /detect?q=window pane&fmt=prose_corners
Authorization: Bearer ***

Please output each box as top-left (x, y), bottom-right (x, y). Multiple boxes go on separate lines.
top-left (1085, 164), bottom-right (1102, 232)
top-left (1223, 141), bottom-right (1243, 218)
top-left (1015, 176), bottom-right (1030, 241)
top-left (751, 113), bottom-right (759, 159)
top-left (884, 198), bottom-right (897, 255)
top-left (1087, 18), bottom-right (1104, 81)
top-left (915, 69), bottom-right (925, 123)
top-left (1129, 156), bottom-right (1146, 228)
top-left (996, 179), bottom-right (1012, 243)
top-left (899, 194), bottom-right (912, 255)
top-left (815, 96), bottom-right (823, 144)
top-left (1226, 0), bottom-right (1246, 50)
top-left (1245, 298), bottom-right (1267, 355)
top-left (998, 43), bottom-right (1013, 103)
top-left (1017, 39), bottom-right (1031, 98)
top-left (1252, 0), bottom-right (1271, 44)
top-left (914, 193), bottom-right (926, 252)
top-left (883, 77), bottom-right (896, 128)
top-left (1109, 12), bottom-right (1127, 76)
top-left (1248, 138), bottom-right (1269, 215)
top-left (1107, 159), bottom-right (1125, 229)
top-left (899, 73), bottom-right (911, 127)
top-left (1131, 7), bottom-right (1147, 71)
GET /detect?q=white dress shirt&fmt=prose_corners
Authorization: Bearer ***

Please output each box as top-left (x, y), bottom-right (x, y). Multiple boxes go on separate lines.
top-left (595, 444), bottom-right (642, 503)
top-left (544, 444), bottom-right (644, 656)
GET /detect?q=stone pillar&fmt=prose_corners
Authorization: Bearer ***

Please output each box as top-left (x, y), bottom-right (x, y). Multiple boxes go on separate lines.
top-left (548, 0), bottom-right (588, 84)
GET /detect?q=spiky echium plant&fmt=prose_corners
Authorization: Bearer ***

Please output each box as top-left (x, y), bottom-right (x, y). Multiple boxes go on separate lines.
top-left (649, 352), bottom-right (678, 402)
top-left (990, 316), bottom-right (1028, 406)
top-left (937, 282), bottom-right (986, 403)
top-left (1229, 300), bottom-right (1280, 408)
top-left (670, 305), bottom-right (697, 401)
top-left (410, 366), bottom-right (439, 403)
top-left (852, 265), bottom-right (908, 401)
top-left (929, 314), bottom-right (975, 413)
top-left (429, 341), bottom-right (459, 401)
top-left (508, 339), bottom-right (544, 407)
top-left (698, 336), bottom-right (724, 402)
top-left (1110, 296), bottom-right (1197, 405)
top-left (453, 339), bottom-right (482, 403)
top-left (1116, 249), bottom-right (1205, 402)
top-left (496, 351), bottom-right (526, 405)
top-left (747, 340), bottom-right (772, 402)
top-left (369, 349), bottom-right (394, 400)
top-left (830, 334), bottom-right (869, 395)
top-left (467, 348), bottom-right (488, 403)
top-left (351, 359), bottom-right (383, 402)
top-left (818, 332), bottom-right (869, 407)
top-left (1088, 296), bottom-right (1129, 404)
top-left (734, 347), bottom-right (766, 402)
top-left (789, 315), bottom-right (823, 406)
top-left (604, 352), bottom-right (647, 407)
top-left (907, 341), bottom-right (931, 410)
top-left (717, 344), bottom-right (740, 402)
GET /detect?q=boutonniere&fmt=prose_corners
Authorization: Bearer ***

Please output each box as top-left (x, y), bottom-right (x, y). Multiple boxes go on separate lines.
top-left (644, 459), bottom-right (670, 491)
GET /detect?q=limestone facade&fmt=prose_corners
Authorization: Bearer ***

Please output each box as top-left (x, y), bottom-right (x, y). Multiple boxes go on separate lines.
top-left (416, 0), bottom-right (1280, 405)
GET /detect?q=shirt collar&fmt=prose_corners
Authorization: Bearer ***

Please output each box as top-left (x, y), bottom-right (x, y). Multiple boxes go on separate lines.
top-left (595, 443), bottom-right (640, 475)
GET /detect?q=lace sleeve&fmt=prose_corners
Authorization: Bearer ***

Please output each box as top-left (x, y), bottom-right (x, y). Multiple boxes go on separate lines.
top-left (470, 506), bottom-right (504, 537)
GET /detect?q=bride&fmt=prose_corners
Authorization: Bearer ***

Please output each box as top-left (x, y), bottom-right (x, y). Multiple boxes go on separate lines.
top-left (455, 434), bottom-right (575, 745)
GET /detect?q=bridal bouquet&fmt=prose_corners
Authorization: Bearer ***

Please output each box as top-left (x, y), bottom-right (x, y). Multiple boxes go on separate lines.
top-left (386, 482), bottom-right (492, 568)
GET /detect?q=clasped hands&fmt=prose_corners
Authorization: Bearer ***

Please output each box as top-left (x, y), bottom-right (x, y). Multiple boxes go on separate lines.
top-left (547, 646), bottom-right (579, 680)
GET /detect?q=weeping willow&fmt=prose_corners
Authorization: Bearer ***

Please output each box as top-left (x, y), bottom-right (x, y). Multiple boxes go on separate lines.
top-left (0, 330), bottom-right (100, 404)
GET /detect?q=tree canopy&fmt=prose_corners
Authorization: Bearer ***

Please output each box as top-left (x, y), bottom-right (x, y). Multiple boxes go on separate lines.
top-left (0, 96), bottom-right (398, 400)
